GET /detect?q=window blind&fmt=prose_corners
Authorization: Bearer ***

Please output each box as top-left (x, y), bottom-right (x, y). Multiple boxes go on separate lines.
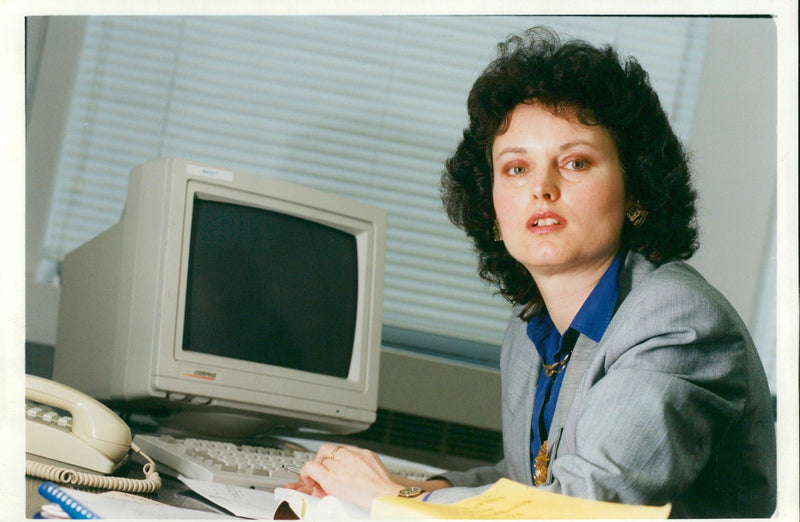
top-left (36, 15), bottom-right (708, 364)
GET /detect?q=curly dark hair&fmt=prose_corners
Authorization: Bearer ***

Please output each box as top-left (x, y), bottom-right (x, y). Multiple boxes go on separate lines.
top-left (442, 27), bottom-right (699, 319)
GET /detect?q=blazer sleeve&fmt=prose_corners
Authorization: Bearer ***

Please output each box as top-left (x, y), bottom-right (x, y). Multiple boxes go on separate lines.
top-left (436, 460), bottom-right (507, 488)
top-left (541, 262), bottom-right (775, 516)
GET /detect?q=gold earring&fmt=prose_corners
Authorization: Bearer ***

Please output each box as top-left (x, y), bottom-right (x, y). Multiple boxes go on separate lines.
top-left (493, 221), bottom-right (503, 242)
top-left (626, 202), bottom-right (648, 227)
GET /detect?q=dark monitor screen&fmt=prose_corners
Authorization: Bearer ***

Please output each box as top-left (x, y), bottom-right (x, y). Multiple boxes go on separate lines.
top-left (182, 197), bottom-right (358, 378)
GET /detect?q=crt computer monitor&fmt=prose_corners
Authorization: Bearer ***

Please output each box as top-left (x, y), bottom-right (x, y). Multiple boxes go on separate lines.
top-left (53, 158), bottom-right (386, 438)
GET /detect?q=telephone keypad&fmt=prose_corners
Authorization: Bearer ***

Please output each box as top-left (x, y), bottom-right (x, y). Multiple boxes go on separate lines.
top-left (26, 399), bottom-right (73, 431)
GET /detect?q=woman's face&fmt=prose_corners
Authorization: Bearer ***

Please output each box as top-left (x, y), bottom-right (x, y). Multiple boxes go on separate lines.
top-left (492, 103), bottom-right (627, 280)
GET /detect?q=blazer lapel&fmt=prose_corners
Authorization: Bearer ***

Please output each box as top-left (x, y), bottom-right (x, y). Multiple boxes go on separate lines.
top-left (545, 333), bottom-right (597, 479)
top-left (519, 332), bottom-right (541, 486)
top-left (501, 315), bottom-right (542, 486)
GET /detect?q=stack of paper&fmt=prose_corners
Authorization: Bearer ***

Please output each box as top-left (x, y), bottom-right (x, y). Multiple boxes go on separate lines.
top-left (371, 478), bottom-right (671, 520)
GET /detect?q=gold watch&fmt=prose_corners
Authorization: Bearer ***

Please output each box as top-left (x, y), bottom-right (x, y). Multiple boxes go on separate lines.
top-left (397, 486), bottom-right (424, 498)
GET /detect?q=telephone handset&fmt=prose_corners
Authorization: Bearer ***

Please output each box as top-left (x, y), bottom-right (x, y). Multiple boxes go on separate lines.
top-left (25, 374), bottom-right (161, 493)
top-left (26, 374), bottom-right (131, 473)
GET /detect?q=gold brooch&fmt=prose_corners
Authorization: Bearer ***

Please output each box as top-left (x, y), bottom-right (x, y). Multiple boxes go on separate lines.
top-left (533, 440), bottom-right (549, 486)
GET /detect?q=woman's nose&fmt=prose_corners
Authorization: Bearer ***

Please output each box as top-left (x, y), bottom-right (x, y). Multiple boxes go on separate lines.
top-left (530, 165), bottom-right (560, 201)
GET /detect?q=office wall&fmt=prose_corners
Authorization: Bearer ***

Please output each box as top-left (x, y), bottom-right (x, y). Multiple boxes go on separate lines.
top-left (687, 17), bottom-right (776, 331)
top-left (686, 18), bottom-right (778, 393)
top-left (25, 17), bottom-right (780, 430)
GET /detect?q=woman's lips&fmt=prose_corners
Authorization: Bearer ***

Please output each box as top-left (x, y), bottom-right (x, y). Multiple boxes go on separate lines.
top-left (526, 212), bottom-right (566, 233)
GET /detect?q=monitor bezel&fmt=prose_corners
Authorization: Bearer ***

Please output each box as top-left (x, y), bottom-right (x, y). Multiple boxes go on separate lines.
top-left (167, 181), bottom-right (374, 390)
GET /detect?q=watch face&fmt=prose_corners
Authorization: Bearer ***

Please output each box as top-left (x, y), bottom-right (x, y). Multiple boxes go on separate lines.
top-left (398, 486), bottom-right (424, 498)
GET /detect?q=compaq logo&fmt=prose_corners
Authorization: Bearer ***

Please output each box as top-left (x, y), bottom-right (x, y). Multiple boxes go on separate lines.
top-left (184, 369), bottom-right (217, 381)
top-left (186, 163), bottom-right (234, 182)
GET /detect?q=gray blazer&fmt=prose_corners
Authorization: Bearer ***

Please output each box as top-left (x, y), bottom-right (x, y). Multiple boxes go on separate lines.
top-left (439, 252), bottom-right (776, 518)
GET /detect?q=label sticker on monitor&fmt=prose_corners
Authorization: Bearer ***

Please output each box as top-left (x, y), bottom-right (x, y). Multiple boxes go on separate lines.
top-left (187, 163), bottom-right (234, 182)
top-left (181, 367), bottom-right (218, 381)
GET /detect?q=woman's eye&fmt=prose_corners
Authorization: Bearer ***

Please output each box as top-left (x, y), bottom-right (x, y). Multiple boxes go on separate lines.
top-left (566, 159), bottom-right (588, 170)
top-left (507, 165), bottom-right (527, 176)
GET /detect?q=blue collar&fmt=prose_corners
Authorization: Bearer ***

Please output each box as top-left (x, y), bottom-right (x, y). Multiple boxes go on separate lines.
top-left (527, 252), bottom-right (623, 351)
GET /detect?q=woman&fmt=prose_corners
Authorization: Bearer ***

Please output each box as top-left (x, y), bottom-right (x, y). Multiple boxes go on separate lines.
top-left (287, 27), bottom-right (776, 518)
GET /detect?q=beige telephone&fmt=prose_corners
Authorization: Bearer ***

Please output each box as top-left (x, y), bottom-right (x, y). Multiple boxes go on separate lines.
top-left (25, 374), bottom-right (161, 493)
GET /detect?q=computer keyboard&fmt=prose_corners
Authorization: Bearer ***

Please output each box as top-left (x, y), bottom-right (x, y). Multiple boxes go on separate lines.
top-left (133, 433), bottom-right (437, 491)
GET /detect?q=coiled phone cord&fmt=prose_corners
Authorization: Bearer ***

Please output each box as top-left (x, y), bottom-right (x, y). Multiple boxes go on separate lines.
top-left (26, 441), bottom-right (162, 494)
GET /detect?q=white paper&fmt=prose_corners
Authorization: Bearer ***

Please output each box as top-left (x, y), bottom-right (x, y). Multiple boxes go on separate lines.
top-left (177, 476), bottom-right (370, 520)
top-left (179, 476), bottom-right (286, 519)
top-left (273, 488), bottom-right (370, 520)
top-left (59, 487), bottom-right (233, 519)
top-left (38, 503), bottom-right (70, 519)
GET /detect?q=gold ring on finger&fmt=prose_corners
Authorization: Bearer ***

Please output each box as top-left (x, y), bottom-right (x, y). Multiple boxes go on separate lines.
top-left (329, 444), bottom-right (344, 459)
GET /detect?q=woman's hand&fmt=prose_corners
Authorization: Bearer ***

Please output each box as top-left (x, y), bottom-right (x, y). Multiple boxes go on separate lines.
top-left (284, 443), bottom-right (453, 508)
top-left (287, 443), bottom-right (403, 508)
